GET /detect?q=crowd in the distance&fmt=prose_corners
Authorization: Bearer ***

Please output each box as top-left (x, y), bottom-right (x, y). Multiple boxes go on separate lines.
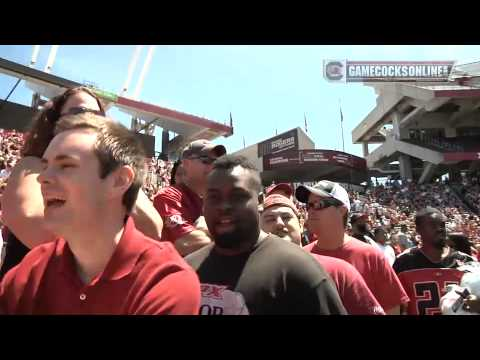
top-left (345, 180), bottom-right (480, 257)
top-left (144, 158), bottom-right (174, 200)
top-left (0, 129), bottom-right (24, 194)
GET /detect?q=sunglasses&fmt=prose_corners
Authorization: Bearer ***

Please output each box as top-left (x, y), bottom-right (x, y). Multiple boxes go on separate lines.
top-left (306, 198), bottom-right (342, 211)
top-left (60, 106), bottom-right (106, 117)
top-left (187, 155), bottom-right (216, 165)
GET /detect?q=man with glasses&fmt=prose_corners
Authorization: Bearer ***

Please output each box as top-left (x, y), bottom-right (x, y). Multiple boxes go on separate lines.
top-left (296, 180), bottom-right (409, 315)
top-left (154, 140), bottom-right (226, 256)
top-left (59, 106), bottom-right (106, 117)
top-left (259, 193), bottom-right (385, 314)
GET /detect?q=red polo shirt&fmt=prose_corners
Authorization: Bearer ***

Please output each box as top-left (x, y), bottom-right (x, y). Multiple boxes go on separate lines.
top-left (0, 218), bottom-right (201, 315)
top-left (153, 184), bottom-right (203, 244)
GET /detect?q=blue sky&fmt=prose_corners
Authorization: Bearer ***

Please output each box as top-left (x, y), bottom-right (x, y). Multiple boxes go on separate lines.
top-left (0, 45), bottom-right (479, 157)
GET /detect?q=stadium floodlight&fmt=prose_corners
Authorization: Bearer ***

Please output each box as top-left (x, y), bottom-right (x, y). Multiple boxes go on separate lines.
top-left (44, 45), bottom-right (60, 74)
top-left (121, 45), bottom-right (144, 96)
top-left (29, 45), bottom-right (41, 68)
top-left (133, 45), bottom-right (156, 100)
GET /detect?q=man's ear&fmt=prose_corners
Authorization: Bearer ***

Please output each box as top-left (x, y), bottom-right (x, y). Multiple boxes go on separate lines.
top-left (182, 158), bottom-right (190, 171)
top-left (181, 159), bottom-right (192, 179)
top-left (108, 165), bottom-right (135, 200)
top-left (338, 206), bottom-right (348, 218)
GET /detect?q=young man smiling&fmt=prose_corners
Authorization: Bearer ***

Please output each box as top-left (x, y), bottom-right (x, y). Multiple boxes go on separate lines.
top-left (0, 113), bottom-right (200, 314)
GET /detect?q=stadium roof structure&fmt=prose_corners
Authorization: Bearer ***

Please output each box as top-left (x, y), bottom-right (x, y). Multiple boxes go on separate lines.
top-left (352, 78), bottom-right (480, 145)
top-left (351, 61), bottom-right (480, 184)
top-left (0, 57), bottom-right (233, 145)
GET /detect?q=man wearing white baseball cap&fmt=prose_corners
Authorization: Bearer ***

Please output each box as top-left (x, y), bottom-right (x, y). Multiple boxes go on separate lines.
top-left (296, 180), bottom-right (409, 315)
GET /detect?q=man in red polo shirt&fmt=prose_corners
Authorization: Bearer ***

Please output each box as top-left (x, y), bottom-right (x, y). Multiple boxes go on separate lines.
top-left (0, 113), bottom-right (200, 315)
top-left (154, 140), bottom-right (226, 256)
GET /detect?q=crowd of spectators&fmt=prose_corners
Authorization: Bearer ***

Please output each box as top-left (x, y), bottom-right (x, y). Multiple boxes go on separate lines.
top-left (1, 127), bottom-right (480, 257)
top-left (0, 129), bottom-right (24, 195)
top-left (143, 158), bottom-right (174, 200)
top-left (347, 181), bottom-right (480, 256)
top-left (262, 178), bottom-right (480, 258)
top-left (456, 174), bottom-right (480, 214)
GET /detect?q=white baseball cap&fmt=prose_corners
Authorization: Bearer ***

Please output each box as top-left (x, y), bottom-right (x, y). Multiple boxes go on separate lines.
top-left (295, 180), bottom-right (350, 212)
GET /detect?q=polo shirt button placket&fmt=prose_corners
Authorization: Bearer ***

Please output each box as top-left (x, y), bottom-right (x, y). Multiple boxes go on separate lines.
top-left (79, 293), bottom-right (87, 301)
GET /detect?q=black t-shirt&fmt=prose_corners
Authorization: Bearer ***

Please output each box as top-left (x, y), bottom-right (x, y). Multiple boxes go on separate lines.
top-left (185, 235), bottom-right (346, 315)
top-left (352, 232), bottom-right (375, 244)
top-left (0, 229), bottom-right (30, 280)
top-left (393, 247), bottom-right (476, 273)
top-left (393, 247), bottom-right (477, 315)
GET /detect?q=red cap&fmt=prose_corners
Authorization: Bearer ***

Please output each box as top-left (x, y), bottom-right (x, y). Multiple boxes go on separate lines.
top-left (262, 194), bottom-right (299, 217)
top-left (266, 183), bottom-right (293, 197)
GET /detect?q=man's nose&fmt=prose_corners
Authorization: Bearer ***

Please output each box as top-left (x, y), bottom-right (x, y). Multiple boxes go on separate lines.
top-left (220, 200), bottom-right (232, 211)
top-left (37, 166), bottom-right (53, 185)
top-left (274, 216), bottom-right (286, 228)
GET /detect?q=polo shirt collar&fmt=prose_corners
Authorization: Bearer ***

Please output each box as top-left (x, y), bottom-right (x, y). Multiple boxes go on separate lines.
top-left (57, 217), bottom-right (147, 283)
top-left (178, 183), bottom-right (201, 199)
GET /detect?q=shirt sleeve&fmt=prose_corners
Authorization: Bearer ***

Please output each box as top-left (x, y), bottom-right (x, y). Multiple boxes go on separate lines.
top-left (281, 252), bottom-right (347, 315)
top-left (393, 253), bottom-right (408, 274)
top-left (310, 278), bottom-right (348, 315)
top-left (293, 258), bottom-right (347, 315)
top-left (0, 263), bottom-right (21, 314)
top-left (153, 189), bottom-right (197, 243)
top-left (372, 254), bottom-right (410, 312)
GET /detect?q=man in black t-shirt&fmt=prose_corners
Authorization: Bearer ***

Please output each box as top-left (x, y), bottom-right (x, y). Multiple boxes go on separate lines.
top-left (185, 155), bottom-right (346, 315)
top-left (393, 207), bottom-right (477, 315)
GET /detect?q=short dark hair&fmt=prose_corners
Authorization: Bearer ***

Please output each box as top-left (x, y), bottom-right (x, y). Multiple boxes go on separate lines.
top-left (212, 155), bottom-right (261, 194)
top-left (415, 207), bottom-right (445, 228)
top-left (54, 113), bottom-right (145, 214)
top-left (170, 160), bottom-right (182, 185)
top-left (350, 213), bottom-right (367, 224)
